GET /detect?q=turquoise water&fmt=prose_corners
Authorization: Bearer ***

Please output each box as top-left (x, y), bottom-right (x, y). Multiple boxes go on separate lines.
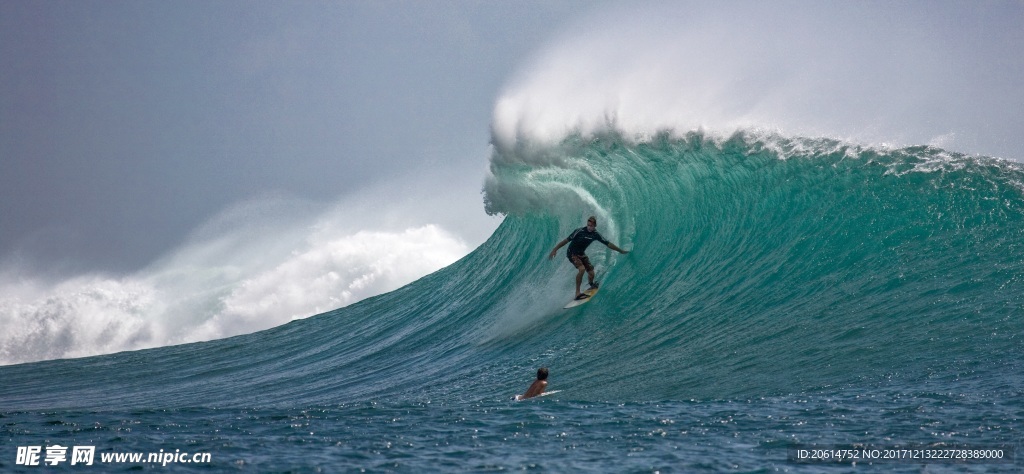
top-left (2, 132), bottom-right (1022, 470)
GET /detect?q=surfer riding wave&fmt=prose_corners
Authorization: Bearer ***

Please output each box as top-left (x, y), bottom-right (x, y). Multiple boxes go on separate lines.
top-left (548, 216), bottom-right (629, 300)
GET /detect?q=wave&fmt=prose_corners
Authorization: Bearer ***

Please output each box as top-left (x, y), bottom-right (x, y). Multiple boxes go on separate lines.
top-left (4, 131), bottom-right (1023, 408)
top-left (483, 130), bottom-right (1024, 400)
top-left (5, 0), bottom-right (1023, 406)
top-left (0, 195), bottom-right (470, 366)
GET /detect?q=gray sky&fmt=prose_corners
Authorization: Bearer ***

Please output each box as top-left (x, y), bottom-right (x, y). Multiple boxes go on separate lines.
top-left (1, 0), bottom-right (587, 274)
top-left (4, 1), bottom-right (1023, 277)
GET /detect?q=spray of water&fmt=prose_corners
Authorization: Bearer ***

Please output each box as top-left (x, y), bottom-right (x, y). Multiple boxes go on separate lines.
top-left (492, 1), bottom-right (1024, 160)
top-left (0, 193), bottom-right (470, 365)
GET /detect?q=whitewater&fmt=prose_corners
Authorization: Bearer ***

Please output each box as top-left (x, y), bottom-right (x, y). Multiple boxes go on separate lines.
top-left (3, 2), bottom-right (1024, 471)
top-left (0, 187), bottom-right (475, 365)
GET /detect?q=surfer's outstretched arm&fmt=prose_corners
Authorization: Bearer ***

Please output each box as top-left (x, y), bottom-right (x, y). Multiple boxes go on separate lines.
top-left (606, 242), bottom-right (629, 254)
top-left (548, 238), bottom-right (569, 259)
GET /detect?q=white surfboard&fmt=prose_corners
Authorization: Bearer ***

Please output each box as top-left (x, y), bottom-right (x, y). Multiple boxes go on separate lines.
top-left (563, 287), bottom-right (599, 309)
top-left (514, 390), bottom-right (562, 401)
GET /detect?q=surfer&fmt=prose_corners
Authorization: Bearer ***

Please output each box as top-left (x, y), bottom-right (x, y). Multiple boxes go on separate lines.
top-left (548, 216), bottom-right (629, 300)
top-left (520, 367), bottom-right (549, 399)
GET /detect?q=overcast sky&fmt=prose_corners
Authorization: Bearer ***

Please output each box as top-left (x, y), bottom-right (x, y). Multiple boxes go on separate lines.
top-left (1, 0), bottom-right (592, 274)
top-left (4, 1), bottom-right (1023, 278)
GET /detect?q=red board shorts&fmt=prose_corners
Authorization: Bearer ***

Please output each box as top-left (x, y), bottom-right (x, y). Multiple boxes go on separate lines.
top-left (568, 254), bottom-right (594, 272)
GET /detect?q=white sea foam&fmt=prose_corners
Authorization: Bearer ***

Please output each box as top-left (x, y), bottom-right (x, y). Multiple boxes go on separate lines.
top-left (0, 196), bottom-right (470, 366)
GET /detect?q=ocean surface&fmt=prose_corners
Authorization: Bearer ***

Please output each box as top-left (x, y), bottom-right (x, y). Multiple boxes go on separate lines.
top-left (3, 131), bottom-right (1023, 471)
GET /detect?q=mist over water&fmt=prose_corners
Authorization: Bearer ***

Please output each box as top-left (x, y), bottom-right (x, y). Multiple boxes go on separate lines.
top-left (492, 1), bottom-right (1024, 160)
top-left (0, 194), bottom-right (471, 366)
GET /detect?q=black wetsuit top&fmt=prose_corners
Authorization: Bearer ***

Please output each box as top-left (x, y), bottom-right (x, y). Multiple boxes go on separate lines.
top-left (566, 227), bottom-right (609, 256)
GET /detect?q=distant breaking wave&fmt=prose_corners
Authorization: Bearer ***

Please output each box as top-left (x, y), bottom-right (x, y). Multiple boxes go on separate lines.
top-left (0, 195), bottom-right (469, 366)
